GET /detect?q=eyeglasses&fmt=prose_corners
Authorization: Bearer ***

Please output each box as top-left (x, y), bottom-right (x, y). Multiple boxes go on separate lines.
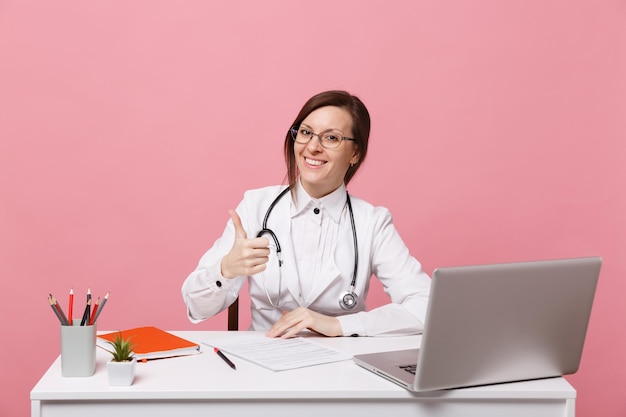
top-left (290, 126), bottom-right (355, 149)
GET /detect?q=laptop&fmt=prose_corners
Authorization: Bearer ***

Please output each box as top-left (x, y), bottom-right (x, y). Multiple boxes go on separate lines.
top-left (353, 256), bottom-right (602, 391)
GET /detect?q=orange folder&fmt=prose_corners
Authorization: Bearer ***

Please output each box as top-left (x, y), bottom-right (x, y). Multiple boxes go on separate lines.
top-left (97, 326), bottom-right (200, 360)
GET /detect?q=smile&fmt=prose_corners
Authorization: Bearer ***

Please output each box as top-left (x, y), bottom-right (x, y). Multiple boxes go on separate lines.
top-left (305, 157), bottom-right (326, 166)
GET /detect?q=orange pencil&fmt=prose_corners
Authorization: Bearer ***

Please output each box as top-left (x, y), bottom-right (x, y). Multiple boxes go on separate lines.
top-left (88, 297), bottom-right (100, 326)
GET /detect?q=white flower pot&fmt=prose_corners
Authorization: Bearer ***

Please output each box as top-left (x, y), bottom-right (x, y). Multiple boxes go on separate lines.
top-left (107, 357), bottom-right (136, 386)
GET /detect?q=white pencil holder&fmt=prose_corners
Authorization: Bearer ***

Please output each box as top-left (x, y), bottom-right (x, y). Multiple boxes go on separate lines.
top-left (60, 320), bottom-right (96, 377)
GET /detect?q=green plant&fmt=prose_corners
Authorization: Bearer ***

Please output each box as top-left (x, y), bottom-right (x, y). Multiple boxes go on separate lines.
top-left (107, 332), bottom-right (135, 362)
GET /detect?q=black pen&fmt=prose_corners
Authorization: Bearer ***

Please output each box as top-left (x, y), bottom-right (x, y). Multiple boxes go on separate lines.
top-left (214, 347), bottom-right (236, 370)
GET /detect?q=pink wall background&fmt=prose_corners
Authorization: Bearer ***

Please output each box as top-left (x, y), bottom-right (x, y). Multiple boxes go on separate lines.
top-left (1, 1), bottom-right (624, 416)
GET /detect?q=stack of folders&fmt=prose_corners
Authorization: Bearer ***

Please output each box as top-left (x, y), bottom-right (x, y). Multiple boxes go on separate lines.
top-left (97, 326), bottom-right (200, 361)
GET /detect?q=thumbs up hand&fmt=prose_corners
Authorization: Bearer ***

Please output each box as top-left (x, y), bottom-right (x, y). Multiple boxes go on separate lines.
top-left (220, 210), bottom-right (271, 279)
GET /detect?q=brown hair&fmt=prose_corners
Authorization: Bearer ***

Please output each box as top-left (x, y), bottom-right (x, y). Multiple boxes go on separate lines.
top-left (284, 90), bottom-right (371, 190)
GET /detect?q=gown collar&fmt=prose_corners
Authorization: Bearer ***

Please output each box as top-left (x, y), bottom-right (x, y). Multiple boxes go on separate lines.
top-left (292, 180), bottom-right (348, 223)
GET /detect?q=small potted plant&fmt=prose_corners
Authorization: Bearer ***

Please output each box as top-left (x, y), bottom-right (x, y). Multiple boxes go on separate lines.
top-left (106, 332), bottom-right (136, 386)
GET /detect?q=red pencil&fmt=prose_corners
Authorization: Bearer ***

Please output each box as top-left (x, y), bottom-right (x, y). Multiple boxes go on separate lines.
top-left (88, 297), bottom-right (100, 326)
top-left (68, 288), bottom-right (74, 326)
top-left (93, 292), bottom-right (109, 323)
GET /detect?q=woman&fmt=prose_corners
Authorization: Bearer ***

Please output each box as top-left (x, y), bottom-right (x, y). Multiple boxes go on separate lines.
top-left (182, 90), bottom-right (430, 338)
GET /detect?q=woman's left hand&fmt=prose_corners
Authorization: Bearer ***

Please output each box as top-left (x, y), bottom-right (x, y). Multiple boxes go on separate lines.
top-left (265, 307), bottom-right (342, 338)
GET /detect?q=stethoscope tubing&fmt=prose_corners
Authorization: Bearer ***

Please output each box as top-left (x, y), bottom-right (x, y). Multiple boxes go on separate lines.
top-left (256, 186), bottom-right (359, 310)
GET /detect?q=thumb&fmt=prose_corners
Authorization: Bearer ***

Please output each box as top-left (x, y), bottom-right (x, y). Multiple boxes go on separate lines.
top-left (229, 209), bottom-right (248, 239)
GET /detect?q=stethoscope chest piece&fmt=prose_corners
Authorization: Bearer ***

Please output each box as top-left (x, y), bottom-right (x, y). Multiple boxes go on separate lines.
top-left (339, 290), bottom-right (359, 310)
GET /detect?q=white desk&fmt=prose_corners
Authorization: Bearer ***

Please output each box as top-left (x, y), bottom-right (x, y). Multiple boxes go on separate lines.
top-left (31, 331), bottom-right (576, 417)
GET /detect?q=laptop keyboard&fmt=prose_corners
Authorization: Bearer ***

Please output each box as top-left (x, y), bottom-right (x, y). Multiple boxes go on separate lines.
top-left (399, 364), bottom-right (417, 375)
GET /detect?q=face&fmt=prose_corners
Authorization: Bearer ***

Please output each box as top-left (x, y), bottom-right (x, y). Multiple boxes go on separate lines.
top-left (295, 106), bottom-right (360, 198)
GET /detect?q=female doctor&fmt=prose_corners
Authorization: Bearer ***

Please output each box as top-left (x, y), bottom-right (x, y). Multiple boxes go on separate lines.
top-left (182, 90), bottom-right (431, 338)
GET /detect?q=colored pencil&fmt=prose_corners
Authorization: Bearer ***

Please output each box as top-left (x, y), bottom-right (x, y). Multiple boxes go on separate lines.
top-left (86, 288), bottom-right (92, 324)
top-left (80, 298), bottom-right (91, 326)
top-left (93, 292), bottom-right (109, 323)
top-left (68, 288), bottom-right (74, 326)
top-left (88, 297), bottom-right (100, 326)
top-left (48, 295), bottom-right (66, 325)
top-left (49, 294), bottom-right (69, 325)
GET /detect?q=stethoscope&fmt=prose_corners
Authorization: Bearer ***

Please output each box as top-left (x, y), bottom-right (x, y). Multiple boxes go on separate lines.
top-left (256, 187), bottom-right (359, 310)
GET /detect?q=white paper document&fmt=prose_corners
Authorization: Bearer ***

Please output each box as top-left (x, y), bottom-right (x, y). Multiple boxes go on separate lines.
top-left (202, 334), bottom-right (352, 371)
